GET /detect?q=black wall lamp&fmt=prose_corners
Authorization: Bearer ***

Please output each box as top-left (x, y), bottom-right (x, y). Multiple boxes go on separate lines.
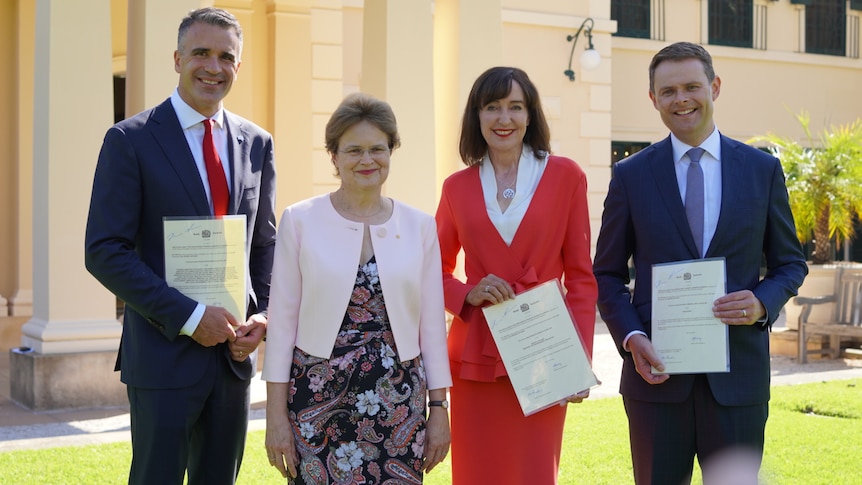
top-left (564, 17), bottom-right (601, 81)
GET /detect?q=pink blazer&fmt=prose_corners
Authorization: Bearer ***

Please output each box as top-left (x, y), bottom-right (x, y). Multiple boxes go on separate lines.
top-left (436, 155), bottom-right (598, 382)
top-left (262, 194), bottom-right (452, 390)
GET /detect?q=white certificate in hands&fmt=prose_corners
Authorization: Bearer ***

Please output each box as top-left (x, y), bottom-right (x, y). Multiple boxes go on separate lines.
top-left (651, 258), bottom-right (729, 374)
top-left (483, 280), bottom-right (599, 416)
top-left (164, 216), bottom-right (248, 323)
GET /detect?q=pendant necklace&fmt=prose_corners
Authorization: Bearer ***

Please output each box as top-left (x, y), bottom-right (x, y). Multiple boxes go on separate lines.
top-left (499, 170), bottom-right (517, 199)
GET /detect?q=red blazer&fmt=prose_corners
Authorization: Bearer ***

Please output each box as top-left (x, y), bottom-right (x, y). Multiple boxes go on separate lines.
top-left (436, 155), bottom-right (598, 382)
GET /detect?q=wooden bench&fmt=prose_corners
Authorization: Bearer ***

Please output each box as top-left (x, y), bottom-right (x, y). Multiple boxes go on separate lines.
top-left (794, 269), bottom-right (862, 363)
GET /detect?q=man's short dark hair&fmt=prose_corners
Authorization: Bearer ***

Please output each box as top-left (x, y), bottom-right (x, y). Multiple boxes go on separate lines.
top-left (177, 7), bottom-right (243, 52)
top-left (649, 42), bottom-right (715, 93)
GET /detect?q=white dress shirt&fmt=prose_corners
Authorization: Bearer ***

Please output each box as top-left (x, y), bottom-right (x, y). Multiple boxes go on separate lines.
top-left (671, 127), bottom-right (722, 258)
top-left (169, 89), bottom-right (234, 336)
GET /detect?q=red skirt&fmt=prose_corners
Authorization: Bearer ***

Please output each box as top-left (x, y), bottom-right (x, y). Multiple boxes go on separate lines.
top-left (449, 373), bottom-right (567, 485)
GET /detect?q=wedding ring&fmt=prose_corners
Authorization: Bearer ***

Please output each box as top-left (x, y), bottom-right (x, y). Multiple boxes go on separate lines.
top-left (485, 285), bottom-right (491, 293)
top-left (742, 309), bottom-right (747, 318)
top-left (239, 351), bottom-right (244, 357)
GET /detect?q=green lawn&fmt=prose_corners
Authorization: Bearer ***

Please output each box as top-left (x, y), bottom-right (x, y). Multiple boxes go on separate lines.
top-left (0, 379), bottom-right (859, 484)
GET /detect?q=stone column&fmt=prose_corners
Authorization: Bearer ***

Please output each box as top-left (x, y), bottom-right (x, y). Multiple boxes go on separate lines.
top-left (268, 0), bottom-right (316, 205)
top-left (432, 0), bottom-right (504, 197)
top-left (125, 0), bottom-right (200, 116)
top-left (359, 0), bottom-right (442, 214)
top-left (11, 0), bottom-right (123, 410)
top-left (9, 0), bottom-right (35, 317)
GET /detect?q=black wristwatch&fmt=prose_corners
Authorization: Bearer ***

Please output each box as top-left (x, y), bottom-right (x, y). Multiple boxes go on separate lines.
top-left (428, 400), bottom-right (449, 409)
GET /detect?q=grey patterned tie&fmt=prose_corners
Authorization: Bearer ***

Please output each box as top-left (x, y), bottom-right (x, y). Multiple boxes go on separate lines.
top-left (685, 147), bottom-right (705, 257)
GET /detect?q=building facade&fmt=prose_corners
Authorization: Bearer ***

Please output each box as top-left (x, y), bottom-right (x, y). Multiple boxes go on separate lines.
top-left (0, 0), bottom-right (860, 407)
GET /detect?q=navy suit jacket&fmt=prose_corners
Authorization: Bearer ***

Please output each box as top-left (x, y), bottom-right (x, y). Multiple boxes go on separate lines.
top-left (85, 98), bottom-right (277, 389)
top-left (593, 135), bottom-right (807, 406)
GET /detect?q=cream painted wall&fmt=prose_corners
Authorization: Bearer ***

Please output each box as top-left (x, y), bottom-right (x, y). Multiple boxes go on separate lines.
top-left (125, 0), bottom-right (200, 116)
top-left (609, 41), bottom-right (664, 143)
top-left (2, 0), bottom-right (861, 324)
top-left (691, 1), bottom-right (709, 45)
top-left (767, 1), bottom-right (803, 53)
top-left (502, 0), bottom-right (587, 14)
top-left (342, 6), bottom-right (364, 93)
top-left (359, 0), bottom-right (439, 215)
top-left (497, 9), bottom-right (613, 244)
top-left (712, 49), bottom-right (862, 141)
top-left (265, 2), bottom-right (316, 211)
top-left (110, 0), bottom-right (127, 72)
top-left (310, 4), bottom-right (348, 200)
top-left (432, 0), bottom-right (505, 193)
top-left (611, 26), bottom-right (862, 148)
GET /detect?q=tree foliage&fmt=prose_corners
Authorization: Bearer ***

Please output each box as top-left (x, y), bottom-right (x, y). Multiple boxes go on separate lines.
top-left (749, 111), bottom-right (862, 264)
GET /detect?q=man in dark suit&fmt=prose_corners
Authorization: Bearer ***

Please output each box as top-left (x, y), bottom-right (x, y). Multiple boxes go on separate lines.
top-left (84, 7), bottom-right (276, 485)
top-left (593, 42), bottom-right (807, 484)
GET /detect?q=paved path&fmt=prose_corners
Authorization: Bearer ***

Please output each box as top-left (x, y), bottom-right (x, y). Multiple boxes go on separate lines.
top-left (2, 321), bottom-right (861, 452)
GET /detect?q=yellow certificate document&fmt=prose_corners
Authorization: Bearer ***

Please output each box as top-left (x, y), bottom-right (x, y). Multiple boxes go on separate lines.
top-left (164, 216), bottom-right (248, 323)
top-left (482, 280), bottom-right (599, 416)
top-left (651, 258), bottom-right (729, 374)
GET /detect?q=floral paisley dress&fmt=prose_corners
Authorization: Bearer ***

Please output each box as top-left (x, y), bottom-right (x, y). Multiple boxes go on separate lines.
top-left (287, 256), bottom-right (429, 485)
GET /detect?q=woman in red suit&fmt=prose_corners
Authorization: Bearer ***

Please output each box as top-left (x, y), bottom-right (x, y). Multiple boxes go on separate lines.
top-left (435, 66), bottom-right (598, 484)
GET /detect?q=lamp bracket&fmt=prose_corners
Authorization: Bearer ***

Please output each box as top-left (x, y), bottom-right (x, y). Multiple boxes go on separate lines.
top-left (564, 17), bottom-right (596, 81)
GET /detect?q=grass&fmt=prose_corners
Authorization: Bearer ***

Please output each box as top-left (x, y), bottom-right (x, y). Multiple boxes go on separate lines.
top-left (0, 379), bottom-right (859, 484)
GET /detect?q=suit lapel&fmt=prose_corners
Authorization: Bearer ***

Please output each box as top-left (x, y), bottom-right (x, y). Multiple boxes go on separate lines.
top-left (150, 100), bottom-right (211, 215)
top-left (509, 157), bottom-right (553, 251)
top-left (462, 168), bottom-right (528, 274)
top-left (709, 136), bottom-right (744, 256)
top-left (223, 111), bottom-right (247, 215)
top-left (649, 138), bottom-right (701, 258)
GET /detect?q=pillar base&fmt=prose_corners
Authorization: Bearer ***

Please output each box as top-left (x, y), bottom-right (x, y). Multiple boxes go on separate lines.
top-left (10, 348), bottom-right (126, 411)
top-left (8, 289), bottom-right (33, 317)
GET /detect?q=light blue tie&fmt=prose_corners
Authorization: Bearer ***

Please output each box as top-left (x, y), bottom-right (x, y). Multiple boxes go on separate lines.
top-left (685, 147), bottom-right (705, 257)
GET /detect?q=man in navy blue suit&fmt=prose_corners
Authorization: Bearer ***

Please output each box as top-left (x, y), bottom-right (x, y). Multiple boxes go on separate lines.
top-left (85, 7), bottom-right (276, 485)
top-left (593, 42), bottom-right (807, 484)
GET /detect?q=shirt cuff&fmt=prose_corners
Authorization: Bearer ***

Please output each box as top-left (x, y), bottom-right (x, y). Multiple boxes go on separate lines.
top-left (759, 308), bottom-right (770, 327)
top-left (179, 303), bottom-right (206, 336)
top-left (622, 330), bottom-right (648, 352)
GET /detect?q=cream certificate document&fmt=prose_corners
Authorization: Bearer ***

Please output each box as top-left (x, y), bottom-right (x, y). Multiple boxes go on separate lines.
top-left (651, 258), bottom-right (729, 374)
top-left (483, 280), bottom-right (599, 416)
top-left (164, 216), bottom-right (248, 323)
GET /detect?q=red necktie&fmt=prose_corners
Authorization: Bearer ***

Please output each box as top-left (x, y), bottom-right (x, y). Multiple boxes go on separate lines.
top-left (203, 119), bottom-right (229, 216)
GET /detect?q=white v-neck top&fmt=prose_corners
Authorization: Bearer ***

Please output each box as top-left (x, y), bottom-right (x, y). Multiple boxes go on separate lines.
top-left (479, 145), bottom-right (548, 245)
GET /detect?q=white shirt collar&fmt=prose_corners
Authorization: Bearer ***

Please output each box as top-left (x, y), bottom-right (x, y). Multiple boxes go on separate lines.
top-left (670, 127), bottom-right (721, 163)
top-left (170, 88), bottom-right (224, 130)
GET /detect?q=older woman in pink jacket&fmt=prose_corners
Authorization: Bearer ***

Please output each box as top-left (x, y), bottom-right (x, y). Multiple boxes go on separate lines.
top-left (263, 93), bottom-right (452, 484)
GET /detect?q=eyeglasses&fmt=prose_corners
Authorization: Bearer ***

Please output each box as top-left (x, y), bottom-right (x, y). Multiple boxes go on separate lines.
top-left (339, 145), bottom-right (390, 160)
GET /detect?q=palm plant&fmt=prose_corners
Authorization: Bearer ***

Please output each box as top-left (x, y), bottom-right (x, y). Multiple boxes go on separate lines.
top-left (750, 111), bottom-right (862, 264)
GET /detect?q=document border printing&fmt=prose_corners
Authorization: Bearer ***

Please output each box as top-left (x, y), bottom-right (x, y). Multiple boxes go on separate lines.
top-left (651, 257), bottom-right (729, 374)
top-left (164, 215), bottom-right (248, 325)
top-left (483, 279), bottom-right (599, 416)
